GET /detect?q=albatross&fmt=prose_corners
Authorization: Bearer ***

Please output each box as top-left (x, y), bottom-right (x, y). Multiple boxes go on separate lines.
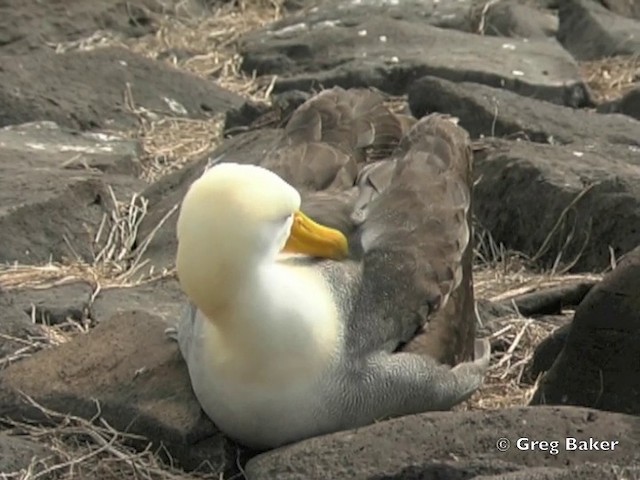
top-left (167, 87), bottom-right (491, 450)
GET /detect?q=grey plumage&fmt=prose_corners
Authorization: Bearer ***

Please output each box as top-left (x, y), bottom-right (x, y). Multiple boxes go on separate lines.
top-left (168, 87), bottom-right (490, 449)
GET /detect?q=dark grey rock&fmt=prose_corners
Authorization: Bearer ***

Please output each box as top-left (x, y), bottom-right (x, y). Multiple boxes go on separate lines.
top-left (618, 87), bottom-right (640, 119)
top-left (501, 282), bottom-right (595, 317)
top-left (0, 120), bottom-right (142, 176)
top-left (0, 290), bottom-right (45, 361)
top-left (368, 460), bottom-right (524, 480)
top-left (245, 406), bottom-right (640, 479)
top-left (0, 121), bottom-right (146, 264)
top-left (90, 277), bottom-right (186, 324)
top-left (596, 86), bottom-right (640, 120)
top-left (408, 76), bottom-right (640, 145)
top-left (524, 322), bottom-right (572, 383)
top-left (0, 47), bottom-right (243, 131)
top-left (476, 298), bottom-right (518, 324)
top-left (0, 310), bottom-right (227, 473)
top-left (531, 245), bottom-right (640, 414)
top-left (10, 281), bottom-right (93, 325)
top-left (474, 464), bottom-right (640, 480)
top-left (224, 100), bottom-right (273, 134)
top-left (367, 462), bottom-right (639, 480)
top-left (478, 0), bottom-right (558, 38)
top-left (473, 138), bottom-right (640, 272)
top-left (281, 0), bottom-right (476, 32)
top-left (558, 0), bottom-right (640, 60)
top-left (601, 0), bottom-right (640, 20)
top-left (526, 0), bottom-right (560, 8)
top-left (600, 87), bottom-right (640, 120)
top-left (0, 432), bottom-right (55, 476)
top-left (0, 0), bottom-right (161, 56)
top-left (282, 0), bottom-right (321, 11)
top-left (224, 91), bottom-right (319, 136)
top-left (240, 7), bottom-right (589, 106)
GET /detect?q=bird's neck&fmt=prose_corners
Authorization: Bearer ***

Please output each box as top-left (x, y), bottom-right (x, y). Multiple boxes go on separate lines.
top-left (177, 240), bottom-right (260, 326)
top-left (210, 260), bottom-right (342, 381)
top-left (177, 232), bottom-right (340, 344)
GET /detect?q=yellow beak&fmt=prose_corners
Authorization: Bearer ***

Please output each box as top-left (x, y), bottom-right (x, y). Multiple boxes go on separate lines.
top-left (282, 210), bottom-right (349, 260)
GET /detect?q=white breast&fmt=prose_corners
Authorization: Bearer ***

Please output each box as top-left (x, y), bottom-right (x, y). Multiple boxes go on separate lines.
top-left (183, 262), bottom-right (344, 448)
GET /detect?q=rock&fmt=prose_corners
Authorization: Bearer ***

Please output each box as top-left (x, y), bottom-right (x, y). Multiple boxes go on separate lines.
top-left (601, 0), bottom-right (640, 20)
top-left (245, 406), bottom-right (640, 479)
top-left (137, 129), bottom-right (282, 271)
top-left (224, 100), bottom-right (273, 134)
top-left (283, 0), bottom-right (322, 12)
top-left (283, 0), bottom-right (476, 32)
top-left (476, 298), bottom-right (519, 324)
top-left (0, 291), bottom-right (45, 361)
top-left (240, 7), bottom-right (589, 107)
top-left (10, 281), bottom-right (93, 325)
top-left (557, 0), bottom-right (640, 60)
top-left (531, 245), bottom-right (640, 414)
top-left (617, 87), bottom-right (640, 120)
top-left (0, 47), bottom-right (244, 131)
top-left (473, 138), bottom-right (640, 272)
top-left (477, 0), bottom-right (558, 38)
top-left (366, 462), bottom-right (640, 480)
top-left (473, 464), bottom-right (640, 480)
top-left (0, 121), bottom-right (146, 264)
top-left (527, 0), bottom-right (561, 7)
top-left (272, 90), bottom-right (313, 118)
top-left (477, 285), bottom-right (592, 328)
top-left (500, 282), bottom-right (595, 317)
top-left (599, 87), bottom-right (640, 121)
top-left (0, 120), bottom-right (142, 175)
top-left (0, 0), bottom-right (161, 56)
top-left (0, 310), bottom-right (227, 473)
top-left (524, 322), bottom-right (572, 383)
top-left (224, 90), bottom-right (314, 135)
top-left (0, 432), bottom-right (55, 476)
top-left (408, 76), bottom-right (640, 145)
top-left (368, 460), bottom-right (523, 480)
top-left (90, 277), bottom-right (186, 324)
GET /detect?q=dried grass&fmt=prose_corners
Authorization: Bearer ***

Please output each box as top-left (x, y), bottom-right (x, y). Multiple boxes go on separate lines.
top-left (1, 396), bottom-right (214, 480)
top-left (0, 185), bottom-right (176, 293)
top-left (464, 218), bottom-right (603, 411)
top-left (136, 115), bottom-right (224, 182)
top-left (580, 54), bottom-right (640, 103)
top-left (122, 1), bottom-right (284, 180)
top-left (127, 0), bottom-right (284, 101)
top-left (53, 0), bottom-right (283, 102)
top-left (0, 313), bottom-right (87, 371)
top-left (467, 265), bottom-right (600, 411)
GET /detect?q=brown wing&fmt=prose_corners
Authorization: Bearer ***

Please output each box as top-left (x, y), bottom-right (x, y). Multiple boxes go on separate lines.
top-left (260, 87), bottom-right (411, 193)
top-left (346, 114), bottom-right (475, 365)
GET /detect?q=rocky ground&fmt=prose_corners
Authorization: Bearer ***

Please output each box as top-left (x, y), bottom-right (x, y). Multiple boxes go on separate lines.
top-left (0, 0), bottom-right (639, 479)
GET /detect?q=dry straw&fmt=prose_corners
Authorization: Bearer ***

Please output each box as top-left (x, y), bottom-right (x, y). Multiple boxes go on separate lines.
top-left (1, 395), bottom-right (212, 480)
top-left (581, 54), bottom-right (640, 103)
